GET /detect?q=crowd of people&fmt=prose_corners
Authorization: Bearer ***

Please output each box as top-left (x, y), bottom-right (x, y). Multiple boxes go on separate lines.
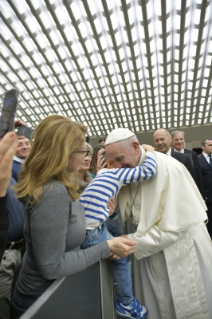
top-left (0, 115), bottom-right (212, 319)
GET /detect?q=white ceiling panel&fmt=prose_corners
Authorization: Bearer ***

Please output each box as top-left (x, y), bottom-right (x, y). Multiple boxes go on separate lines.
top-left (0, 0), bottom-right (212, 137)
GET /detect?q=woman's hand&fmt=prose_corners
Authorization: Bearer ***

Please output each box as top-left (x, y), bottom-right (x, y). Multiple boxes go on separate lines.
top-left (0, 132), bottom-right (17, 197)
top-left (107, 236), bottom-right (137, 258)
top-left (96, 155), bottom-right (107, 172)
top-left (14, 119), bottom-right (27, 128)
top-left (108, 197), bottom-right (116, 215)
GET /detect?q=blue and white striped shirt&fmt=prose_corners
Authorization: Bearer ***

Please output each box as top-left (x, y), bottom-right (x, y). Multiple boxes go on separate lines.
top-left (80, 151), bottom-right (157, 229)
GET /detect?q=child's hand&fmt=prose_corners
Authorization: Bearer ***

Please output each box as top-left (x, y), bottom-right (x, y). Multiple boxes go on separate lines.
top-left (142, 144), bottom-right (155, 152)
top-left (107, 253), bottom-right (120, 260)
top-left (108, 197), bottom-right (116, 215)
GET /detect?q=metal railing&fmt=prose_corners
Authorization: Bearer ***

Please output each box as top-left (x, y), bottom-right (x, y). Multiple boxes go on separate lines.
top-left (19, 260), bottom-right (117, 319)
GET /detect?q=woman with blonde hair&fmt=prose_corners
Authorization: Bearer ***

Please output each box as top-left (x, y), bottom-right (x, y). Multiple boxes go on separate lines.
top-left (12, 115), bottom-right (137, 318)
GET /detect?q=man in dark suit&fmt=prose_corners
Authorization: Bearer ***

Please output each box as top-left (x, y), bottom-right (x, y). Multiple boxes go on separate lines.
top-left (153, 128), bottom-right (195, 179)
top-left (171, 130), bottom-right (205, 199)
top-left (198, 138), bottom-right (212, 238)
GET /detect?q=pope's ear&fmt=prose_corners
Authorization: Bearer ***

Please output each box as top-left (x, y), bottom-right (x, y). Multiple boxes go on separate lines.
top-left (132, 141), bottom-right (140, 154)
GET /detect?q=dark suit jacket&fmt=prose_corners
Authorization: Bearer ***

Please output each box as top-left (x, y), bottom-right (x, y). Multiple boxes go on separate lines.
top-left (198, 154), bottom-right (212, 203)
top-left (172, 149), bottom-right (206, 199)
top-left (171, 150), bottom-right (195, 181)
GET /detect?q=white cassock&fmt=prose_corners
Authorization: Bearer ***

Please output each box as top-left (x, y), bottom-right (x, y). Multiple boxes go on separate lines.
top-left (118, 147), bottom-right (212, 319)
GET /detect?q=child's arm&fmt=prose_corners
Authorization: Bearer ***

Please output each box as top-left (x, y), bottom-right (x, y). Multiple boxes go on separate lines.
top-left (119, 145), bottom-right (157, 185)
top-left (142, 144), bottom-right (155, 152)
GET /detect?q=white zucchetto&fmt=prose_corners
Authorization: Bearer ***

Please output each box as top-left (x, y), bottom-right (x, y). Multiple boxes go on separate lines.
top-left (105, 128), bottom-right (135, 145)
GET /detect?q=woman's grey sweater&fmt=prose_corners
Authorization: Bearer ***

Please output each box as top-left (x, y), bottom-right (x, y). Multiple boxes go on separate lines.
top-left (16, 181), bottom-right (110, 297)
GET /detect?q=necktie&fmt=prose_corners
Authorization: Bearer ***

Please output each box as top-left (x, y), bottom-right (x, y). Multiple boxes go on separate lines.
top-left (210, 155), bottom-right (212, 167)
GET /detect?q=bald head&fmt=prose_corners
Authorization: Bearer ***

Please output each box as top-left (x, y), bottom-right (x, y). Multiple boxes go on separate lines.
top-left (154, 129), bottom-right (171, 154)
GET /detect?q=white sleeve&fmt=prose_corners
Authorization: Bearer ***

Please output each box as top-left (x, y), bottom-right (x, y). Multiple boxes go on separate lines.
top-left (127, 225), bottom-right (188, 259)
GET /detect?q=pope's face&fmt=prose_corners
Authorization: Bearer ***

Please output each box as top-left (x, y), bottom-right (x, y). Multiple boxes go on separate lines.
top-left (105, 141), bottom-right (140, 168)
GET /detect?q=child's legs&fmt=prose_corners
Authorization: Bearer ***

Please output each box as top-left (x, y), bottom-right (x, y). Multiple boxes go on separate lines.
top-left (82, 224), bottom-right (133, 305)
top-left (81, 223), bottom-right (112, 249)
top-left (112, 256), bottom-right (133, 305)
top-left (105, 219), bottom-right (122, 237)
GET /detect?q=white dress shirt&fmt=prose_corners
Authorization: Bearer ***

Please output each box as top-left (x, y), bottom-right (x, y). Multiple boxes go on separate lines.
top-left (174, 148), bottom-right (184, 154)
top-left (202, 152), bottom-right (211, 164)
top-left (166, 148), bottom-right (172, 156)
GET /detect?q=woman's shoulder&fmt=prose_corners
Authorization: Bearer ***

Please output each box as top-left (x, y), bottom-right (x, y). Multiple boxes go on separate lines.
top-left (43, 180), bottom-right (69, 197)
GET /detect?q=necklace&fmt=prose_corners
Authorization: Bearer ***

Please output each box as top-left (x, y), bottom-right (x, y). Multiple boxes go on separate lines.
top-left (130, 182), bottom-right (140, 215)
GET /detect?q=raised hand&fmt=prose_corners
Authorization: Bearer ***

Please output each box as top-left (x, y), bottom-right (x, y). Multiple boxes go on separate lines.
top-left (0, 132), bottom-right (17, 197)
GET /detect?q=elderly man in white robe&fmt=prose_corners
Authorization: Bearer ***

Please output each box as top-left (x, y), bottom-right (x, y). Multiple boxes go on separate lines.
top-left (105, 128), bottom-right (212, 319)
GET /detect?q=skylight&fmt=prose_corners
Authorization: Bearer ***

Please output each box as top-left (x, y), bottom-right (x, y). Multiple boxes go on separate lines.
top-left (0, 0), bottom-right (211, 136)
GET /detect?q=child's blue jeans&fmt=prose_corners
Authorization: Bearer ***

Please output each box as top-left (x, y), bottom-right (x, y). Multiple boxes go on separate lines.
top-left (81, 222), bottom-right (133, 305)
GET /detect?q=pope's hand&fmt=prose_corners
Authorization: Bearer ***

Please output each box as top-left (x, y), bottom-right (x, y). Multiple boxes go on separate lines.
top-left (107, 236), bottom-right (137, 257)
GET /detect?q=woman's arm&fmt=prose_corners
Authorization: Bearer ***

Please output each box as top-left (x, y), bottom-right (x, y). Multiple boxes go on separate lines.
top-left (0, 132), bottom-right (17, 197)
top-left (30, 183), bottom-right (136, 280)
top-left (0, 132), bottom-right (17, 260)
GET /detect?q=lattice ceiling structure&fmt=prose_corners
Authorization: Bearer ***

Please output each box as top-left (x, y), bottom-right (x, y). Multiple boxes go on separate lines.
top-left (0, 0), bottom-right (212, 138)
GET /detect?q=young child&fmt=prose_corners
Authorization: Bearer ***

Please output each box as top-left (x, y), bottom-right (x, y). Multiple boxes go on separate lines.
top-left (80, 144), bottom-right (156, 319)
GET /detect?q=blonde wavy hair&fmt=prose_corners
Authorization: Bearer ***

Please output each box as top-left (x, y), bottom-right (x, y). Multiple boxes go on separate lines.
top-left (15, 114), bottom-right (87, 205)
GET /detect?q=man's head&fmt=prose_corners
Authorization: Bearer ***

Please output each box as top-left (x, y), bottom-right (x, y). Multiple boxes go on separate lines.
top-left (16, 135), bottom-right (31, 159)
top-left (201, 138), bottom-right (212, 155)
top-left (171, 131), bottom-right (185, 151)
top-left (99, 138), bottom-right (105, 145)
top-left (105, 128), bottom-right (141, 168)
top-left (154, 128), bottom-right (171, 154)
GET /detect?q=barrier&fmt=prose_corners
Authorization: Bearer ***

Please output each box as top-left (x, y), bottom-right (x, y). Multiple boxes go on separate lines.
top-left (19, 260), bottom-right (117, 319)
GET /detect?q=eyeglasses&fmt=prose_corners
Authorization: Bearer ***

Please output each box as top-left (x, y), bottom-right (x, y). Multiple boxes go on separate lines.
top-left (76, 149), bottom-right (90, 157)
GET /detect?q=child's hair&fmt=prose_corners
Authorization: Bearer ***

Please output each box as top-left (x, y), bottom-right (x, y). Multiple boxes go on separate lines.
top-left (101, 151), bottom-right (116, 169)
